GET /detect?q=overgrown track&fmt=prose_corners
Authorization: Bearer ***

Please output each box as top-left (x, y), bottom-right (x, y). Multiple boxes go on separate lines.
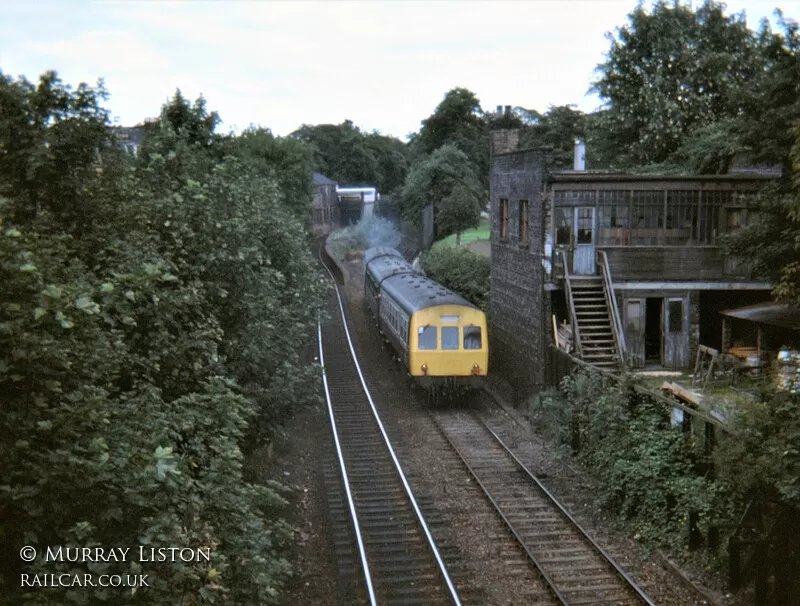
top-left (317, 244), bottom-right (461, 605)
top-left (435, 411), bottom-right (656, 606)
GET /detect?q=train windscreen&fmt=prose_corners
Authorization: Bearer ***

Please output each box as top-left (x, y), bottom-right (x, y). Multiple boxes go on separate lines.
top-left (418, 326), bottom-right (437, 350)
top-left (464, 326), bottom-right (482, 350)
top-left (442, 326), bottom-right (459, 350)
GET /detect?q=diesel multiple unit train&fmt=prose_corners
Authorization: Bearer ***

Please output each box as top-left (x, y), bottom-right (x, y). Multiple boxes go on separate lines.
top-left (363, 247), bottom-right (488, 389)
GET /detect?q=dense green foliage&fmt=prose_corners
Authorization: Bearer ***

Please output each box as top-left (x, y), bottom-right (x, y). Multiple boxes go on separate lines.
top-left (531, 374), bottom-right (715, 549)
top-left (736, 12), bottom-right (800, 173)
top-left (291, 120), bottom-right (409, 193)
top-left (725, 125), bottom-right (800, 302)
top-left (714, 391), bottom-right (800, 507)
top-left (400, 144), bottom-right (483, 241)
top-left (531, 370), bottom-right (800, 557)
top-left (421, 246), bottom-right (490, 313)
top-left (0, 72), bottom-right (322, 604)
top-left (517, 105), bottom-right (590, 170)
top-left (592, 1), bottom-right (756, 168)
top-left (437, 184), bottom-right (482, 245)
top-left (414, 88), bottom-right (489, 188)
top-left (591, 1), bottom-right (800, 174)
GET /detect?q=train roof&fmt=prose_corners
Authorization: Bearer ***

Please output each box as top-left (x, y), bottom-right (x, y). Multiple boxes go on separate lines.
top-left (364, 246), bottom-right (477, 315)
top-left (382, 271), bottom-right (476, 315)
top-left (364, 247), bottom-right (404, 265)
top-left (364, 247), bottom-right (415, 284)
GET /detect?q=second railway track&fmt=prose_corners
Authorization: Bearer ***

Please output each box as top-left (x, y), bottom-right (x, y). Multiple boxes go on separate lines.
top-left (317, 248), bottom-right (460, 605)
top-left (435, 410), bottom-right (656, 606)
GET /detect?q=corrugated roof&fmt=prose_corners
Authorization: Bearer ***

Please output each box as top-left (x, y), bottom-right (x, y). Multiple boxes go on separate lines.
top-left (721, 302), bottom-right (800, 330)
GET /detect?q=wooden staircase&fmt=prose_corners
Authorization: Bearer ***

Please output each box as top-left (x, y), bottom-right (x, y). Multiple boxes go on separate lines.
top-left (567, 275), bottom-right (621, 371)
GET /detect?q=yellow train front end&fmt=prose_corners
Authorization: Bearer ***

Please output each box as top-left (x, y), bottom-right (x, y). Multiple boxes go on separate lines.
top-left (408, 304), bottom-right (488, 388)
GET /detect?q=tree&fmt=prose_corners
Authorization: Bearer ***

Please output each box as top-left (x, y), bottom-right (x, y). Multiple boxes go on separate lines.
top-left (726, 124), bottom-right (800, 303)
top-left (417, 87), bottom-right (484, 153)
top-left (422, 246), bottom-right (491, 312)
top-left (158, 89), bottom-right (220, 149)
top-left (518, 105), bottom-right (589, 170)
top-left (291, 120), bottom-right (409, 192)
top-left (0, 70), bottom-right (113, 229)
top-left (416, 88), bottom-right (489, 190)
top-left (591, 1), bottom-right (758, 168)
top-left (737, 13), bottom-right (800, 174)
top-left (438, 183), bottom-right (481, 245)
top-left (0, 71), bottom-right (320, 604)
top-left (364, 131), bottom-right (410, 193)
top-left (227, 126), bottom-right (315, 217)
top-left (400, 144), bottom-right (483, 240)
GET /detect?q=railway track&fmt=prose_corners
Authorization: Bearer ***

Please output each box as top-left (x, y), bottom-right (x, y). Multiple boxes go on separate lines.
top-left (435, 410), bottom-right (656, 606)
top-left (317, 247), bottom-right (460, 605)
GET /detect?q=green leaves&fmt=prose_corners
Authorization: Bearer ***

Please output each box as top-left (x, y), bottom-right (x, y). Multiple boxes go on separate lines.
top-left (422, 246), bottom-right (490, 313)
top-left (592, 1), bottom-right (759, 168)
top-left (401, 144), bottom-right (484, 237)
top-left (290, 121), bottom-right (408, 194)
top-left (74, 295), bottom-right (99, 314)
top-left (153, 445), bottom-right (180, 481)
top-left (1, 74), bottom-right (317, 604)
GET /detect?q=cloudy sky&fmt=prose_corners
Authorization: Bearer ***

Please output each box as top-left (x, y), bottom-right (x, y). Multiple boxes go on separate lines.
top-left (1, 0), bottom-right (791, 140)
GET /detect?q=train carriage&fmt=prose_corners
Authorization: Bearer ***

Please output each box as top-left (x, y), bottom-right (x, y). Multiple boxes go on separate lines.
top-left (364, 247), bottom-right (488, 389)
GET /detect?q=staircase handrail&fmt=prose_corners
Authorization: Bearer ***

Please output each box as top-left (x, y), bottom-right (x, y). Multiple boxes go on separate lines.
top-left (597, 250), bottom-right (626, 363)
top-left (558, 249), bottom-right (583, 357)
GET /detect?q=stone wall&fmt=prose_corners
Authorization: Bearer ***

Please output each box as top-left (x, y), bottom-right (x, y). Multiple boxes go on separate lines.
top-left (490, 130), bottom-right (521, 156)
top-left (490, 149), bottom-right (548, 401)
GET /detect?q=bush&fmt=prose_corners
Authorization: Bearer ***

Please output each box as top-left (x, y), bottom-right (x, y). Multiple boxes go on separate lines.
top-left (530, 372), bottom-right (714, 549)
top-left (421, 246), bottom-right (491, 312)
top-left (0, 72), bottom-right (321, 604)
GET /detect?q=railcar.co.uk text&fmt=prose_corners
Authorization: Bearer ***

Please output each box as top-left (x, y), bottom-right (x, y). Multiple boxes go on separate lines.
top-left (19, 545), bottom-right (212, 589)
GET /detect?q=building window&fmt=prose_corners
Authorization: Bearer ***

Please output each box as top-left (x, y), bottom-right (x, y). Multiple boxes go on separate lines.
top-left (626, 300), bottom-right (643, 332)
top-left (598, 190), bottom-right (630, 245)
top-left (499, 199), bottom-right (509, 240)
top-left (519, 199), bottom-right (529, 245)
top-left (665, 190), bottom-right (698, 245)
top-left (576, 208), bottom-right (593, 244)
top-left (418, 326), bottom-right (437, 350)
top-left (697, 191), bottom-right (728, 244)
top-left (630, 190), bottom-right (664, 245)
top-left (554, 207), bottom-right (572, 245)
top-left (668, 299), bottom-right (683, 333)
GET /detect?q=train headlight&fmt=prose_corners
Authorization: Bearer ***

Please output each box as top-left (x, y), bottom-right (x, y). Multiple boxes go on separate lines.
top-left (421, 364), bottom-right (428, 375)
top-left (471, 363), bottom-right (481, 375)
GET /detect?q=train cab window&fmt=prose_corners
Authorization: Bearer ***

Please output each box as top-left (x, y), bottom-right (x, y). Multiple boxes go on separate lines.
top-left (464, 326), bottom-right (482, 350)
top-left (442, 326), bottom-right (459, 350)
top-left (418, 326), bottom-right (437, 350)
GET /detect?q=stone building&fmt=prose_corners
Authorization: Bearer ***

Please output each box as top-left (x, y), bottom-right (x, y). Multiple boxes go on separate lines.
top-left (489, 139), bottom-right (549, 396)
top-left (489, 131), bottom-right (776, 400)
top-left (311, 172), bottom-right (339, 235)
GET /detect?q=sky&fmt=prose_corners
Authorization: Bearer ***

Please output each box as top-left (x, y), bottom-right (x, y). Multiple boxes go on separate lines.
top-left (1, 0), bottom-right (794, 140)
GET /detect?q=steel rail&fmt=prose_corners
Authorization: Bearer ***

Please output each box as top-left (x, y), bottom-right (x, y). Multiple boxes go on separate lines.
top-left (316, 314), bottom-right (376, 606)
top-left (482, 421), bottom-right (656, 606)
top-left (434, 415), bottom-right (570, 606)
top-left (318, 245), bottom-right (462, 606)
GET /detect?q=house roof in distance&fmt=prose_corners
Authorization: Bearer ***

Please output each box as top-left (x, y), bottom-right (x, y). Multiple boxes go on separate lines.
top-left (312, 172), bottom-right (336, 185)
